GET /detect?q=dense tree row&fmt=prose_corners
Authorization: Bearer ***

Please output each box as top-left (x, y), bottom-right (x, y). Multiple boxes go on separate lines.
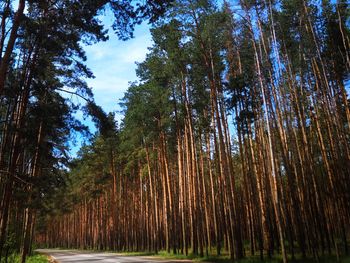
top-left (0, 1), bottom-right (171, 262)
top-left (38, 0), bottom-right (350, 262)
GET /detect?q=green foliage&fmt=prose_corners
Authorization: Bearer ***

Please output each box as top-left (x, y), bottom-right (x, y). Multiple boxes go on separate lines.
top-left (0, 254), bottom-right (48, 263)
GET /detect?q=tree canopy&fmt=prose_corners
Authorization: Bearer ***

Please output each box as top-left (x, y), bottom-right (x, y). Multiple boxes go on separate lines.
top-left (1, 0), bottom-right (350, 262)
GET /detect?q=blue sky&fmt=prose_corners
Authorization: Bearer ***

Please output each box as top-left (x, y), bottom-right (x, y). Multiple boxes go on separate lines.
top-left (84, 21), bottom-right (152, 121)
top-left (70, 13), bottom-right (153, 155)
top-left (14, 0), bottom-right (152, 155)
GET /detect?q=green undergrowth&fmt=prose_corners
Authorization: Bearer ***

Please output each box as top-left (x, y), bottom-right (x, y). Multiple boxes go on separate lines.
top-left (0, 253), bottom-right (48, 263)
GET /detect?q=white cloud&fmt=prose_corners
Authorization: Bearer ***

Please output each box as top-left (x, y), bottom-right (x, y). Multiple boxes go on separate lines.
top-left (70, 19), bottom-right (152, 155)
top-left (87, 75), bottom-right (129, 92)
top-left (118, 35), bottom-right (152, 64)
top-left (85, 33), bottom-right (151, 72)
top-left (85, 45), bottom-right (108, 60)
top-left (83, 23), bottom-right (152, 113)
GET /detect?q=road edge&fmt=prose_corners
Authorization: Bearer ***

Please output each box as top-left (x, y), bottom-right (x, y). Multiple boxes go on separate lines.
top-left (35, 250), bottom-right (60, 263)
top-left (48, 255), bottom-right (59, 263)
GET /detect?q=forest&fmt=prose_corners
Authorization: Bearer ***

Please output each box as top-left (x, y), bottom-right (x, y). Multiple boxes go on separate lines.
top-left (0, 0), bottom-right (349, 263)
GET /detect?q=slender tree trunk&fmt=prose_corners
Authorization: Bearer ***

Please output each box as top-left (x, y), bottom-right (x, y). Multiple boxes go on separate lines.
top-left (0, 0), bottom-right (26, 95)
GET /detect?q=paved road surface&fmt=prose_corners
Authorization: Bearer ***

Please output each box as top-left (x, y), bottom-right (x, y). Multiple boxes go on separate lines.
top-left (37, 249), bottom-right (193, 263)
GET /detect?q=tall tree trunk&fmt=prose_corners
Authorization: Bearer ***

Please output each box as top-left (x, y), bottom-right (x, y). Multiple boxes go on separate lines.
top-left (0, 0), bottom-right (26, 95)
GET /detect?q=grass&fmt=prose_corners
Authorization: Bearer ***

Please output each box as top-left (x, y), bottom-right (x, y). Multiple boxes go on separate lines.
top-left (0, 253), bottom-right (49, 263)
